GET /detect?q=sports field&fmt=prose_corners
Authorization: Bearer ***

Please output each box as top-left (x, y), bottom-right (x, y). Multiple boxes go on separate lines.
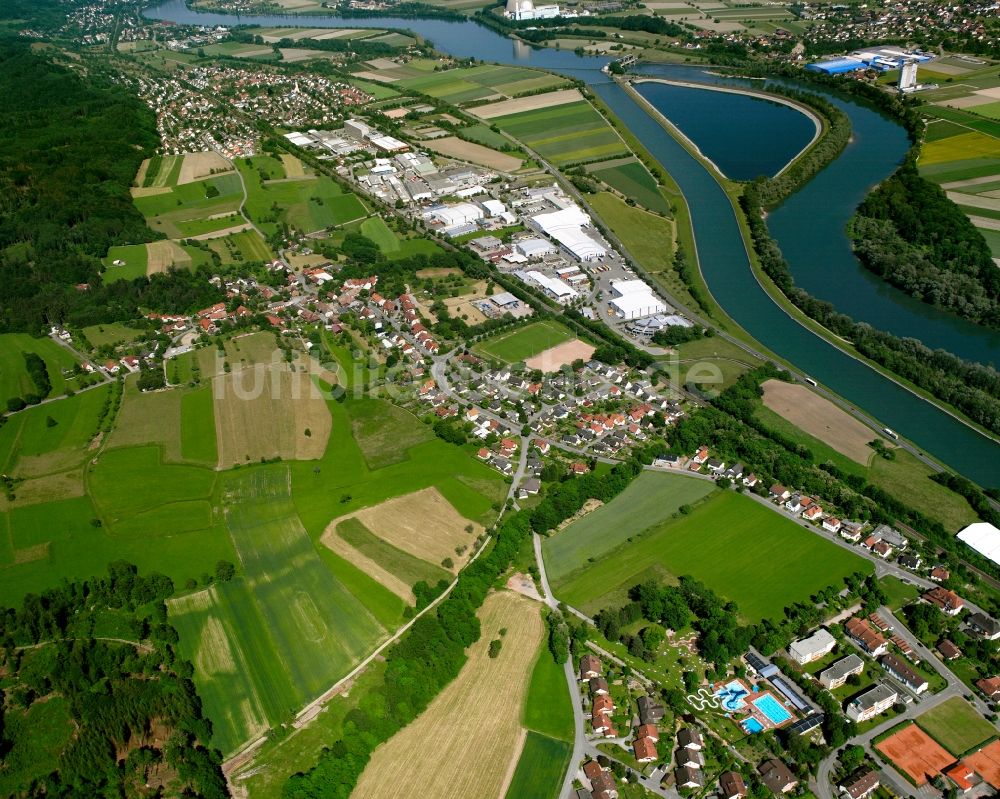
top-left (543, 471), bottom-right (716, 583)
top-left (589, 159), bottom-right (671, 215)
top-left (875, 724), bottom-right (954, 785)
top-left (352, 591), bottom-right (543, 799)
top-left (553, 490), bottom-right (870, 621)
top-left (524, 339), bottom-right (596, 372)
top-left (475, 320), bottom-right (576, 363)
top-left (491, 100), bottom-right (629, 166)
top-left (916, 698), bottom-right (998, 756)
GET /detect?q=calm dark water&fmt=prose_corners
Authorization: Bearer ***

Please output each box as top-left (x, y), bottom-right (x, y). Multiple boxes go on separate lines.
top-left (143, 0), bottom-right (1000, 485)
top-left (634, 81), bottom-right (815, 180)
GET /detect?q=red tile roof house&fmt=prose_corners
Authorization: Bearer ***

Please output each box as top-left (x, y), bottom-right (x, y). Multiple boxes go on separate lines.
top-left (930, 566), bottom-right (950, 582)
top-left (580, 654), bottom-right (602, 681)
top-left (923, 587), bottom-right (964, 616)
top-left (822, 517), bottom-right (842, 533)
top-left (871, 541), bottom-right (894, 559)
top-left (583, 761), bottom-right (618, 798)
top-left (635, 723), bottom-right (658, 742)
top-left (945, 763), bottom-right (975, 793)
top-left (591, 712), bottom-right (616, 737)
top-left (720, 771), bottom-right (747, 799)
top-left (593, 694), bottom-right (615, 716)
top-left (691, 445), bottom-right (709, 465)
top-left (769, 484), bottom-right (791, 501)
top-left (976, 676), bottom-right (1000, 699)
top-left (633, 735), bottom-right (657, 763)
top-left (802, 505), bottom-right (823, 521)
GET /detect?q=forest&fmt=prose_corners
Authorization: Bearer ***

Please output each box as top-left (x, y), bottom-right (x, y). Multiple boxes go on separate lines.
top-left (851, 160), bottom-right (1000, 328)
top-left (0, 563), bottom-right (228, 797)
top-left (0, 40), bottom-right (225, 334)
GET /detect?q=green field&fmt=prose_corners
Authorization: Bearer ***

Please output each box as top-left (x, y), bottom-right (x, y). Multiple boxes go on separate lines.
top-left (134, 173), bottom-right (242, 218)
top-left (503, 732), bottom-right (573, 799)
top-left (360, 215), bottom-right (399, 253)
top-left (345, 398), bottom-right (435, 470)
top-left (523, 648), bottom-right (574, 742)
top-left (475, 320), bottom-right (576, 363)
top-left (982, 229), bottom-right (1000, 258)
top-left (180, 385), bottom-right (218, 464)
top-left (80, 322), bottom-right (146, 348)
top-left (393, 64), bottom-right (568, 105)
top-left (237, 158), bottom-right (367, 235)
top-left (589, 159), bottom-right (671, 215)
top-left (461, 123), bottom-right (510, 149)
top-left (553, 490), bottom-right (871, 621)
top-left (492, 100), bottom-right (628, 167)
top-left (917, 698), bottom-right (998, 756)
top-left (588, 191), bottom-right (675, 278)
top-left (0, 333), bottom-right (80, 404)
top-left (543, 471), bottom-right (717, 583)
top-left (209, 227), bottom-right (275, 264)
top-left (336, 517), bottom-right (450, 587)
top-left (869, 449), bottom-right (977, 533)
top-left (101, 243), bottom-right (149, 282)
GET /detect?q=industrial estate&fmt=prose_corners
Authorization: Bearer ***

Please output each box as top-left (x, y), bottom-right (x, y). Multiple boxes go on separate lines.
top-left (0, 0), bottom-right (999, 798)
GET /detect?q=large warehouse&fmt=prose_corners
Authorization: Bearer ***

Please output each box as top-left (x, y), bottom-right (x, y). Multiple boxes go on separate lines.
top-left (958, 522), bottom-right (1000, 566)
top-left (610, 279), bottom-right (667, 320)
top-left (531, 205), bottom-right (607, 262)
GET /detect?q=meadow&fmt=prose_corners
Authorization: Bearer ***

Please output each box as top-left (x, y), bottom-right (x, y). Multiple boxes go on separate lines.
top-left (236, 157), bottom-right (367, 235)
top-left (587, 192), bottom-right (675, 279)
top-left (475, 320), bottom-right (576, 363)
top-left (0, 333), bottom-right (80, 404)
top-left (543, 471), bottom-right (717, 584)
top-left (917, 698), bottom-right (998, 756)
top-left (503, 732), bottom-right (573, 799)
top-left (492, 100), bottom-right (628, 167)
top-left (358, 216), bottom-right (443, 260)
top-left (552, 490), bottom-right (870, 621)
top-left (101, 243), bottom-right (149, 282)
top-left (589, 159), bottom-right (671, 215)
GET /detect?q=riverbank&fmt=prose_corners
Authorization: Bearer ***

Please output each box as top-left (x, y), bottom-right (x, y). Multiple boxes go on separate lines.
top-left (620, 77), bottom-right (1000, 457)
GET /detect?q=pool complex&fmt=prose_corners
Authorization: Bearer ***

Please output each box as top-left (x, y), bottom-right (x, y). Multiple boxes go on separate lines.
top-left (716, 680), bottom-right (748, 711)
top-left (752, 693), bottom-right (793, 725)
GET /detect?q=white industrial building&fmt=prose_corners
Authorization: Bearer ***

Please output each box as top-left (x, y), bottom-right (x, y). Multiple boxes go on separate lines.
top-left (610, 279), bottom-right (667, 320)
top-left (958, 522), bottom-right (1000, 566)
top-left (427, 202), bottom-right (484, 227)
top-left (504, 0), bottom-right (560, 20)
top-left (524, 270), bottom-right (577, 303)
top-left (515, 238), bottom-right (557, 259)
top-left (531, 205), bottom-right (606, 261)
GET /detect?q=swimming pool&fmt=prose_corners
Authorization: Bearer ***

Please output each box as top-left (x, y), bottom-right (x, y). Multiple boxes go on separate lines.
top-left (742, 718), bottom-right (764, 734)
top-left (716, 680), bottom-right (748, 711)
top-left (753, 694), bottom-right (792, 726)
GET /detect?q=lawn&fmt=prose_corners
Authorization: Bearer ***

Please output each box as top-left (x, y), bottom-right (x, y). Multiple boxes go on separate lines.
top-left (492, 100), bottom-right (628, 166)
top-left (475, 320), bottom-right (576, 363)
top-left (503, 732), bottom-right (573, 799)
top-left (543, 471), bottom-right (717, 583)
top-left (553, 490), bottom-right (871, 622)
top-left (879, 575), bottom-right (919, 611)
top-left (917, 697), bottom-right (998, 757)
top-left (590, 159), bottom-right (671, 215)
top-left (336, 517), bottom-right (450, 587)
top-left (180, 385), bottom-right (218, 465)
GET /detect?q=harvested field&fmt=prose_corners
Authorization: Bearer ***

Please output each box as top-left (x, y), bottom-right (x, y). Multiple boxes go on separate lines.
top-left (966, 740), bottom-right (1000, 788)
top-left (761, 379), bottom-right (880, 464)
top-left (321, 525), bottom-right (416, 604)
top-left (212, 365), bottom-right (331, 467)
top-left (177, 151), bottom-right (232, 185)
top-left (471, 88), bottom-right (584, 119)
top-left (130, 186), bottom-right (171, 198)
top-left (352, 591), bottom-right (543, 799)
top-left (524, 338), bottom-right (596, 372)
top-left (188, 222), bottom-right (253, 241)
top-left (416, 267), bottom-right (461, 278)
top-left (280, 153), bottom-right (306, 177)
top-left (875, 724), bottom-right (954, 785)
top-left (332, 487), bottom-right (480, 572)
top-left (146, 240), bottom-right (191, 274)
top-left (423, 136), bottom-right (522, 171)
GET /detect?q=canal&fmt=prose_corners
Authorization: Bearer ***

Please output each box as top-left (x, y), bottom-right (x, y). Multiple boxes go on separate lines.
top-left (143, 0), bottom-right (1000, 485)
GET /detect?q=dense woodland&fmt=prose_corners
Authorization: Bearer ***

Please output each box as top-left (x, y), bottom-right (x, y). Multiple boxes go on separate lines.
top-left (851, 160), bottom-right (1000, 327)
top-left (741, 183), bottom-right (1000, 438)
top-left (0, 40), bottom-right (224, 334)
top-left (0, 563), bottom-right (227, 797)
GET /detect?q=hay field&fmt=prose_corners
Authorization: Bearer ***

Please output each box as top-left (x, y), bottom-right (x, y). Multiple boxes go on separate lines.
top-left (146, 239), bottom-right (191, 274)
top-left (524, 339), bottom-right (596, 372)
top-left (761, 379), bottom-right (879, 464)
top-left (472, 88), bottom-right (583, 119)
top-left (352, 591), bottom-right (543, 799)
top-left (212, 365), bottom-right (331, 467)
top-left (333, 487), bottom-right (480, 572)
top-left (322, 524), bottom-right (416, 603)
top-left (280, 153), bottom-right (307, 177)
top-left (424, 136), bottom-right (522, 171)
top-left (177, 151), bottom-right (232, 185)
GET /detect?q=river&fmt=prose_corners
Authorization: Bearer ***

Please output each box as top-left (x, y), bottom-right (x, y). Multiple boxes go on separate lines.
top-left (143, 0), bottom-right (1000, 486)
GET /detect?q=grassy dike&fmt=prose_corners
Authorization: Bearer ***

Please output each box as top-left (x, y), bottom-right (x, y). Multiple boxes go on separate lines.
top-left (615, 78), bottom-right (1000, 454)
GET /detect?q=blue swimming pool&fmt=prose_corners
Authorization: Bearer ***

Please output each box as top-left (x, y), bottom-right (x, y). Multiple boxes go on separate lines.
top-left (742, 718), bottom-right (764, 734)
top-left (716, 680), bottom-right (748, 711)
top-left (753, 694), bottom-right (792, 725)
